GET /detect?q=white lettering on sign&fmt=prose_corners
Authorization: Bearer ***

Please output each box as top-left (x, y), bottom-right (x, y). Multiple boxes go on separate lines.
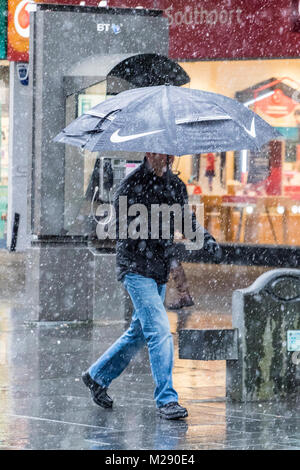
top-left (165, 5), bottom-right (243, 27)
top-left (97, 23), bottom-right (122, 34)
top-left (97, 23), bottom-right (110, 32)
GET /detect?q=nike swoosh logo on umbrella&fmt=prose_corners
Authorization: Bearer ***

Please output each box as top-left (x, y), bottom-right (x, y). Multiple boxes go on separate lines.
top-left (110, 128), bottom-right (165, 143)
top-left (242, 118), bottom-right (256, 138)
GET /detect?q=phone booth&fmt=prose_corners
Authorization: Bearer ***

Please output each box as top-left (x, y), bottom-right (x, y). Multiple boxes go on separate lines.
top-left (63, 66), bottom-right (146, 238)
top-left (26, 4), bottom-right (189, 322)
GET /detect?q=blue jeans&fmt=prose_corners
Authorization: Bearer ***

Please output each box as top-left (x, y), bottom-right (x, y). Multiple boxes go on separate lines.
top-left (88, 272), bottom-right (178, 408)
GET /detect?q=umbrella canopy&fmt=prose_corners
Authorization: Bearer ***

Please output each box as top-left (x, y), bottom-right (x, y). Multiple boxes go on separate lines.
top-left (54, 85), bottom-right (282, 156)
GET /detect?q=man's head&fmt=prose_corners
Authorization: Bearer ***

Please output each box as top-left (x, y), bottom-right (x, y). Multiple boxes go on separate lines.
top-left (145, 153), bottom-right (175, 176)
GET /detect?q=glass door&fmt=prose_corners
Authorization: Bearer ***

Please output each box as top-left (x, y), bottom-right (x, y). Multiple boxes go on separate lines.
top-left (63, 79), bottom-right (107, 236)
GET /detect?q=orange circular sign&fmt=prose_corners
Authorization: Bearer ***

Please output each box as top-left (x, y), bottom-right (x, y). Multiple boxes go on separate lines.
top-left (7, 0), bottom-right (30, 59)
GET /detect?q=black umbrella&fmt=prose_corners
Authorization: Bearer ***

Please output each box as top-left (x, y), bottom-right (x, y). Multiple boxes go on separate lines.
top-left (107, 53), bottom-right (190, 89)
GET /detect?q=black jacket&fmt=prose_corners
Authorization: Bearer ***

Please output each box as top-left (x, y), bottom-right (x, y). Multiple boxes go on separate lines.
top-left (114, 158), bottom-right (218, 284)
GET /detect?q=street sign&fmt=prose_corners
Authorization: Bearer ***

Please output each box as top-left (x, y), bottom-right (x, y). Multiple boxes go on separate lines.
top-left (287, 330), bottom-right (300, 352)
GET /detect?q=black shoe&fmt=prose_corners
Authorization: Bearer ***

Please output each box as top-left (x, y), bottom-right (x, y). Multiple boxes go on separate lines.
top-left (82, 371), bottom-right (113, 409)
top-left (157, 402), bottom-right (188, 420)
top-left (166, 295), bottom-right (194, 310)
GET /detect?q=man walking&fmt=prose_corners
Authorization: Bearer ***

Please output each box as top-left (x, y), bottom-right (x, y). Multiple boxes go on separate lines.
top-left (82, 153), bottom-right (219, 419)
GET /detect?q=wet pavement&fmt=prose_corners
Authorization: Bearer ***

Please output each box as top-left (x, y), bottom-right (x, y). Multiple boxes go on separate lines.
top-left (0, 252), bottom-right (299, 450)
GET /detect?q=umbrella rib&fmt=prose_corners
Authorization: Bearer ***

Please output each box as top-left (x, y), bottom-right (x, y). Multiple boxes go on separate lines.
top-left (121, 85), bottom-right (163, 114)
top-left (208, 99), bottom-right (261, 151)
top-left (165, 86), bottom-right (177, 155)
top-left (82, 110), bottom-right (119, 150)
top-left (176, 115), bottom-right (231, 124)
top-left (85, 86), bottom-right (157, 117)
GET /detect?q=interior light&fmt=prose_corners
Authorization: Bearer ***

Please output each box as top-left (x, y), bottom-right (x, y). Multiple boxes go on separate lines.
top-left (291, 205), bottom-right (298, 214)
top-left (277, 205), bottom-right (285, 214)
top-left (246, 206), bottom-right (254, 214)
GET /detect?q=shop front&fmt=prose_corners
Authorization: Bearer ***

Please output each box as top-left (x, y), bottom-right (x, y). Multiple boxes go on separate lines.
top-left (107, 0), bottom-right (300, 265)
top-left (176, 59), bottom-right (300, 250)
top-left (4, 0), bottom-right (300, 263)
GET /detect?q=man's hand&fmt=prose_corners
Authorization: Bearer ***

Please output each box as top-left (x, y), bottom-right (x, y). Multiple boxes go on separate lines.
top-left (204, 235), bottom-right (222, 260)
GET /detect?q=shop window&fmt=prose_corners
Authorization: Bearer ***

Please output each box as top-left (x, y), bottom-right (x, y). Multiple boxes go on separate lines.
top-left (180, 59), bottom-right (300, 248)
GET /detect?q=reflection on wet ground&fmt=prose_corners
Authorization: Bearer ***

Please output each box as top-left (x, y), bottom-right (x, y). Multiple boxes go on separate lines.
top-left (0, 259), bottom-right (299, 450)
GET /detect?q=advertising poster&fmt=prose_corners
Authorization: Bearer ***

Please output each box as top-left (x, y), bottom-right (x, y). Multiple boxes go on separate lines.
top-left (7, 0), bottom-right (30, 61)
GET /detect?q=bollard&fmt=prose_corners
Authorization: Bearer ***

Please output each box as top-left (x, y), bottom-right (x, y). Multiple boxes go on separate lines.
top-left (179, 268), bottom-right (300, 402)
